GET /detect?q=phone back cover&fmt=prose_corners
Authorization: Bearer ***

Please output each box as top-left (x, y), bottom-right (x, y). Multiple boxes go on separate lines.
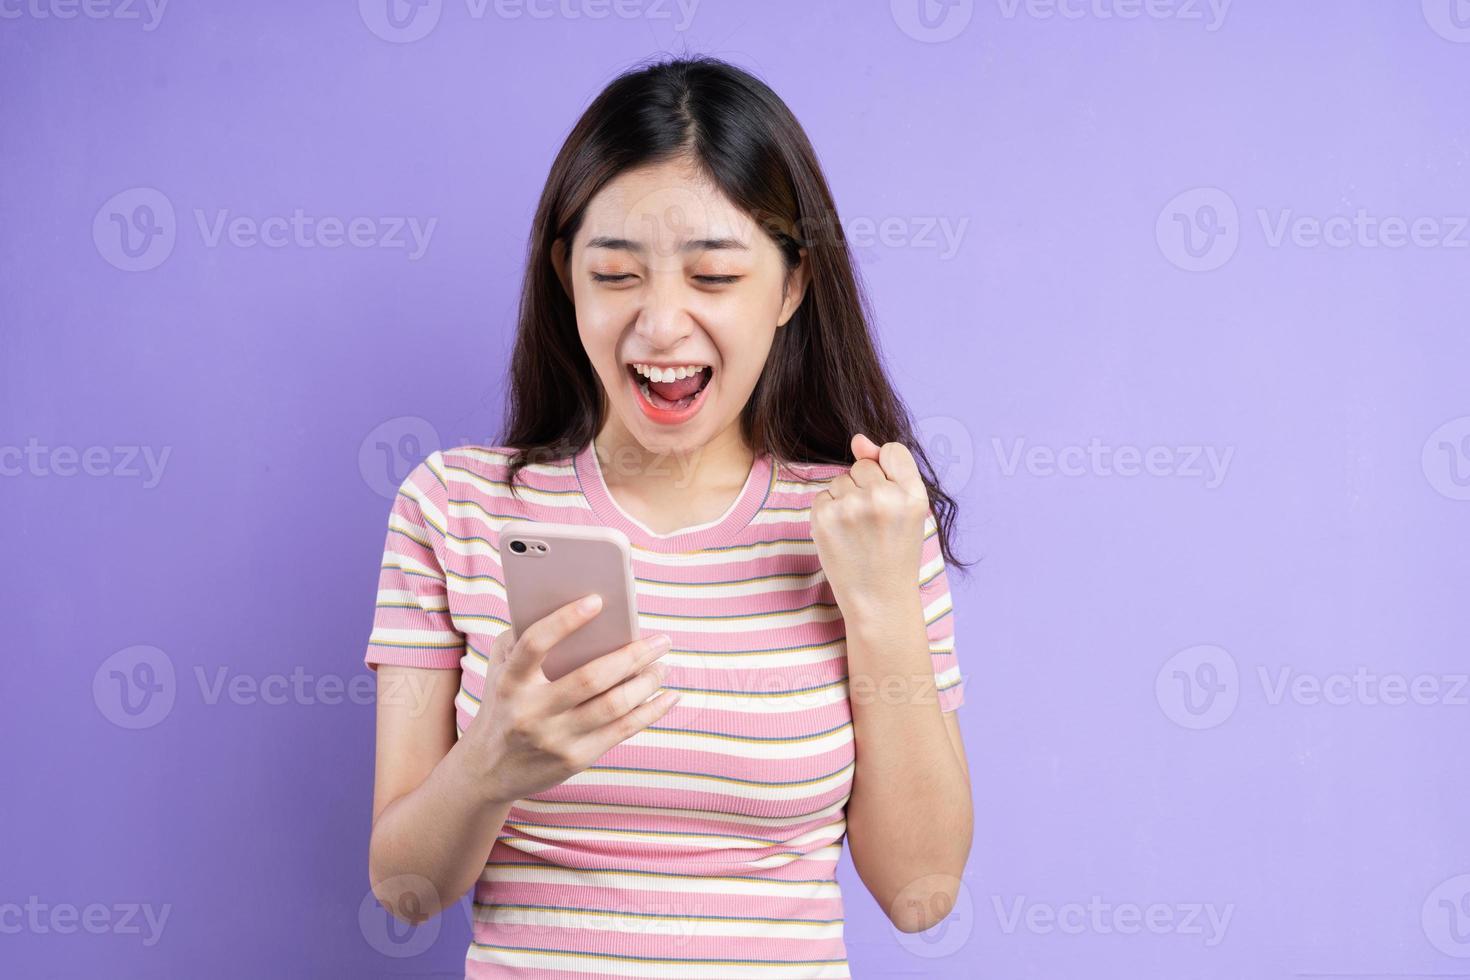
top-left (500, 521), bottom-right (640, 681)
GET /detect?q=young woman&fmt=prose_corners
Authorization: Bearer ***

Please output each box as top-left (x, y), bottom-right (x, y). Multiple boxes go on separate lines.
top-left (364, 55), bottom-right (973, 979)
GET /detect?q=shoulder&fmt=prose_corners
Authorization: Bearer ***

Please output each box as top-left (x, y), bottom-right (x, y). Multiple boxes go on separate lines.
top-left (430, 443), bottom-right (576, 487)
top-left (769, 457), bottom-right (851, 514)
top-left (420, 445), bottom-right (583, 529)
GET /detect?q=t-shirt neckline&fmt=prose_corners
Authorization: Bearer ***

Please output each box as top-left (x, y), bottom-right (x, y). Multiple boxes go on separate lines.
top-left (573, 440), bottom-right (774, 553)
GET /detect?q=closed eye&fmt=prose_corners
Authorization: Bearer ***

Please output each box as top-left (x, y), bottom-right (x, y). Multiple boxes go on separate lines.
top-left (590, 273), bottom-right (742, 285)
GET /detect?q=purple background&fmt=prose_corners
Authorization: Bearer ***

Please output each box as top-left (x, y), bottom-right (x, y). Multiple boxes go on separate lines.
top-left (4, 1), bottom-right (1469, 977)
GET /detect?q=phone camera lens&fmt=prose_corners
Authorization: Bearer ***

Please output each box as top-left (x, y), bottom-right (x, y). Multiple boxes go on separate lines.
top-left (509, 540), bottom-right (527, 554)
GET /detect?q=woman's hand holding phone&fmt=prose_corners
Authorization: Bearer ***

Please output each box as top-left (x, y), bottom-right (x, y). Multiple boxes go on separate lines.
top-left (462, 593), bottom-right (679, 806)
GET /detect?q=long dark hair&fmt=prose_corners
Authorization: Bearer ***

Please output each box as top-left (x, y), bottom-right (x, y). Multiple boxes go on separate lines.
top-left (498, 54), bottom-right (971, 573)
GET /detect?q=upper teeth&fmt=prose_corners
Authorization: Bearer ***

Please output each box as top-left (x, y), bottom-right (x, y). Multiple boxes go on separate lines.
top-left (633, 363), bottom-right (707, 383)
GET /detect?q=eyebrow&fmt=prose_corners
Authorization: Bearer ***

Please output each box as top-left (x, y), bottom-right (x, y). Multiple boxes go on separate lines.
top-left (585, 235), bottom-right (749, 254)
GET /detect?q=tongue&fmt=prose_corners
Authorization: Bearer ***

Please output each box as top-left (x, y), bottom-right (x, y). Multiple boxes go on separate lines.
top-left (648, 371), bottom-right (705, 403)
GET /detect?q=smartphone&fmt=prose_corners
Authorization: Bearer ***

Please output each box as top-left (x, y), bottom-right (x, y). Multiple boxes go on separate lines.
top-left (499, 520), bottom-right (640, 682)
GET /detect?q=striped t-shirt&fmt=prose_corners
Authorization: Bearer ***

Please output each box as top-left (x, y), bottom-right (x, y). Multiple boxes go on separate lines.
top-left (364, 441), bottom-right (964, 979)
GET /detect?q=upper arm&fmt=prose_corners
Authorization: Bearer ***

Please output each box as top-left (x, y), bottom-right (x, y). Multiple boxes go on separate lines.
top-left (363, 453), bottom-right (469, 824)
top-left (922, 508), bottom-right (969, 783)
top-left (919, 508), bottom-right (965, 713)
top-left (371, 665), bottom-right (460, 825)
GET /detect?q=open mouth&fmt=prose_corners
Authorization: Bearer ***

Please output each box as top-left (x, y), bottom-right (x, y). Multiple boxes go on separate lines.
top-left (626, 362), bottom-right (713, 412)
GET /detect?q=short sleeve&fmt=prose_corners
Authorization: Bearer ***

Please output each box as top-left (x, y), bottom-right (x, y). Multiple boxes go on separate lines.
top-left (363, 452), bottom-right (466, 671)
top-left (919, 508), bottom-right (964, 712)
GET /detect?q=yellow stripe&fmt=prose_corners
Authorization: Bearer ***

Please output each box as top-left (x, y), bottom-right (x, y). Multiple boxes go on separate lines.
top-left (472, 901), bottom-right (843, 926)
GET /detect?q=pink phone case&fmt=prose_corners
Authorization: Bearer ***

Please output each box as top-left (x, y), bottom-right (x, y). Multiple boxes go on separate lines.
top-left (499, 520), bottom-right (640, 682)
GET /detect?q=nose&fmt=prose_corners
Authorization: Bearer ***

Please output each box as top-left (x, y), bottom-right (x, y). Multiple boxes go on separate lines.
top-left (632, 273), bottom-right (696, 352)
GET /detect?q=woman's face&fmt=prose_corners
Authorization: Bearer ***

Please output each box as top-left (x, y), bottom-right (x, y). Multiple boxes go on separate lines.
top-left (553, 158), bottom-right (807, 459)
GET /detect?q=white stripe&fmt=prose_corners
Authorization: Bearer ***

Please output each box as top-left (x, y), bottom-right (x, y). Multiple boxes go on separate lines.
top-left (472, 903), bottom-right (845, 940)
top-left (497, 838), bottom-right (843, 872)
top-left (558, 761), bottom-right (853, 801)
top-left (503, 796), bottom-right (848, 830)
top-left (456, 671), bottom-right (853, 715)
top-left (671, 684), bottom-right (850, 714)
top-left (498, 819), bottom-right (845, 853)
top-left (369, 626), bottom-right (459, 645)
top-left (628, 724), bottom-right (852, 759)
top-left (480, 863), bottom-right (842, 899)
top-left (465, 943), bottom-right (850, 979)
top-left (373, 589), bottom-right (450, 615)
top-left (398, 476), bottom-right (450, 533)
top-left (923, 590), bottom-right (954, 625)
top-left (934, 664), bottom-right (962, 691)
top-left (636, 571), bottom-right (828, 600)
top-left (637, 605), bottom-right (844, 634)
top-left (919, 548), bottom-right (944, 584)
top-left (381, 543), bottom-right (443, 582)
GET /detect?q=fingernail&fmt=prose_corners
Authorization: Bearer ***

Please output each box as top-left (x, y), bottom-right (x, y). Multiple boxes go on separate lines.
top-left (649, 633), bottom-right (672, 651)
top-left (579, 594), bottom-right (602, 613)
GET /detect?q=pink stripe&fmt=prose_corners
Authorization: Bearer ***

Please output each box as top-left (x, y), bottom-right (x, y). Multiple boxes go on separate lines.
top-left (365, 445), bottom-right (965, 976)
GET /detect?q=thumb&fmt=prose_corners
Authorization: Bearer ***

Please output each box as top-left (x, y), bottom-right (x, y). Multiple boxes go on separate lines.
top-left (851, 432), bottom-right (881, 461)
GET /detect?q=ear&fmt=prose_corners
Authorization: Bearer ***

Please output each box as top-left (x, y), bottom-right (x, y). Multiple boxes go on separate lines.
top-left (776, 247), bottom-right (810, 327)
top-left (550, 237), bottom-right (573, 301)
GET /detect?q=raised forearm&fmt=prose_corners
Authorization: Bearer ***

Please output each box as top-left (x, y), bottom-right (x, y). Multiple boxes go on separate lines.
top-left (368, 737), bottom-right (512, 924)
top-left (842, 590), bottom-right (973, 927)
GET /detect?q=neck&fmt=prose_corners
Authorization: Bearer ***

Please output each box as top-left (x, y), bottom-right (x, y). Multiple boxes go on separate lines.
top-left (592, 416), bottom-right (755, 497)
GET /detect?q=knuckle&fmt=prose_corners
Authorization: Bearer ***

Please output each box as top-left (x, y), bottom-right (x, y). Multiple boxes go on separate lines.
top-left (493, 670), bottom-right (520, 702)
top-left (572, 668), bottom-right (601, 701)
top-left (609, 684), bottom-right (635, 719)
top-left (528, 629), bottom-right (559, 659)
top-left (505, 710), bottom-right (535, 741)
top-left (617, 712), bottom-right (642, 739)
